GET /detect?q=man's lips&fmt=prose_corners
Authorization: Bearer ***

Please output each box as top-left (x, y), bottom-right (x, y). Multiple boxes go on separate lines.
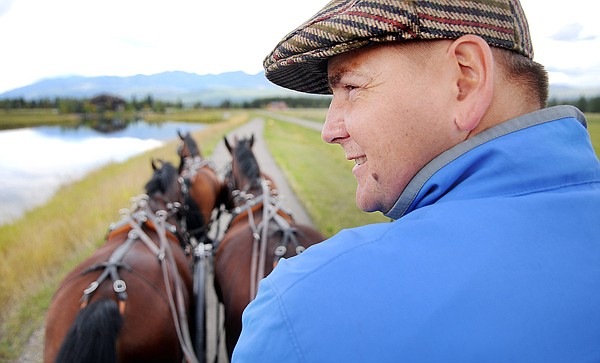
top-left (349, 156), bottom-right (367, 166)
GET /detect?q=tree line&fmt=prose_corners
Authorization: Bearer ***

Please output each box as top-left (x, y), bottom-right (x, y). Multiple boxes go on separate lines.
top-left (2, 94), bottom-right (598, 113)
top-left (548, 96), bottom-right (600, 113)
top-left (0, 95), bottom-right (178, 113)
top-left (0, 95), bottom-right (333, 112)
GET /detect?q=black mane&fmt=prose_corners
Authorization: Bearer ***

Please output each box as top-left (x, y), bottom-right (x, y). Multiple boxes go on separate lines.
top-left (145, 161), bottom-right (178, 196)
top-left (183, 133), bottom-right (200, 157)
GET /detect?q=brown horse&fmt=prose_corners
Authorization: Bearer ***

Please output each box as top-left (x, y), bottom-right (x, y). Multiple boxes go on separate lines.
top-left (214, 135), bottom-right (326, 358)
top-left (177, 131), bottom-right (222, 244)
top-left (44, 160), bottom-right (199, 363)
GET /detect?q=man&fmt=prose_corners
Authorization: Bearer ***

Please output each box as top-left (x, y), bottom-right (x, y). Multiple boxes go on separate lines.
top-left (233, 1), bottom-right (600, 361)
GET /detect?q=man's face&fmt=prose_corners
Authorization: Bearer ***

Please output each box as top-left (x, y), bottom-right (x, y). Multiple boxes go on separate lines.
top-left (323, 42), bottom-right (463, 213)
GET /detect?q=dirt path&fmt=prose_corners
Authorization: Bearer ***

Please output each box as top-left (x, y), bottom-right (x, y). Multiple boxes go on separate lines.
top-left (15, 116), bottom-right (316, 363)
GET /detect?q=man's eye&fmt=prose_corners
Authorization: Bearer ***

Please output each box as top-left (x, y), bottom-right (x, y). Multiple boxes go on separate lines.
top-left (345, 84), bottom-right (358, 91)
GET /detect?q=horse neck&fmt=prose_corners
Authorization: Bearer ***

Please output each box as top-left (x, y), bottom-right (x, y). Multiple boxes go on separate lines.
top-left (229, 176), bottom-right (271, 215)
top-left (185, 141), bottom-right (202, 159)
top-left (107, 202), bottom-right (182, 250)
top-left (181, 155), bottom-right (208, 175)
top-left (238, 175), bottom-right (263, 196)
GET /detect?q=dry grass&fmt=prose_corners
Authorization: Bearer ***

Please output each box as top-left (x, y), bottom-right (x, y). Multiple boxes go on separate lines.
top-left (586, 113), bottom-right (600, 157)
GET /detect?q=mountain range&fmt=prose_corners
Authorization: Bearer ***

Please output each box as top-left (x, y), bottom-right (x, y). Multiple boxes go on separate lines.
top-left (0, 71), bottom-right (318, 106)
top-left (0, 70), bottom-right (598, 106)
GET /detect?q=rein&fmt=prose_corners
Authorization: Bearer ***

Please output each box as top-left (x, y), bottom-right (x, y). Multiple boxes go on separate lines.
top-left (227, 178), bottom-right (305, 301)
top-left (77, 195), bottom-right (200, 363)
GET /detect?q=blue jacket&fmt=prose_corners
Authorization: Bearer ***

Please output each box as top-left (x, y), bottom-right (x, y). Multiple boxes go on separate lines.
top-left (233, 106), bottom-right (600, 362)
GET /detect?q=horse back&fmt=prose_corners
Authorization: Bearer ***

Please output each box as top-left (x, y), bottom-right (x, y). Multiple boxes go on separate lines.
top-left (213, 211), bottom-right (325, 358)
top-left (188, 166), bottom-right (222, 223)
top-left (45, 228), bottom-right (194, 363)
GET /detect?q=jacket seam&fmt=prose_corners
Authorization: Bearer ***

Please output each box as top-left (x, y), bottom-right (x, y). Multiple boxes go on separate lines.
top-left (268, 278), bottom-right (308, 363)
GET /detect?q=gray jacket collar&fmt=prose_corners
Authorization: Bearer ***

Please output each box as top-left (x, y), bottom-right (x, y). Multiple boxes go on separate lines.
top-left (384, 105), bottom-right (587, 220)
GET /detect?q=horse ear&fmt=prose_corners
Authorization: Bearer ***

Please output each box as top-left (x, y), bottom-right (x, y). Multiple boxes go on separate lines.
top-left (250, 134), bottom-right (255, 148)
top-left (151, 158), bottom-right (158, 171)
top-left (178, 130), bottom-right (184, 140)
top-left (224, 136), bottom-right (232, 153)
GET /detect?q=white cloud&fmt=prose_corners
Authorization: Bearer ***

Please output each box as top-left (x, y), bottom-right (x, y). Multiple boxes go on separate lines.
top-left (550, 23), bottom-right (597, 42)
top-left (0, 0), bottom-right (14, 16)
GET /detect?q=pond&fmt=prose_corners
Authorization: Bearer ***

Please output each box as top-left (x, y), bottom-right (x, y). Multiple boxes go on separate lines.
top-left (0, 120), bottom-right (207, 225)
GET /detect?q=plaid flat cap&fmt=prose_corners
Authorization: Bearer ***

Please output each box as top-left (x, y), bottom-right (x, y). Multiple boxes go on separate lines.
top-left (264, 0), bottom-right (533, 94)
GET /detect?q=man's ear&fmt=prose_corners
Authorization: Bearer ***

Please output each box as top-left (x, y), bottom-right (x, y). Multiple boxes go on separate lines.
top-left (448, 34), bottom-right (494, 132)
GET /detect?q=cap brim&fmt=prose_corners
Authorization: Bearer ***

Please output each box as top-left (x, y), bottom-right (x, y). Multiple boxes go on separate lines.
top-left (264, 38), bottom-right (372, 95)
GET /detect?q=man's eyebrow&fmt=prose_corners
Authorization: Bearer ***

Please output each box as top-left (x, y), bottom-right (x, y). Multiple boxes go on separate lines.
top-left (328, 73), bottom-right (342, 89)
top-left (327, 69), bottom-right (346, 89)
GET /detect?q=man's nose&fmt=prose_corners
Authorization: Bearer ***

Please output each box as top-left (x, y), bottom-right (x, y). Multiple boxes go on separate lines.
top-left (322, 98), bottom-right (347, 144)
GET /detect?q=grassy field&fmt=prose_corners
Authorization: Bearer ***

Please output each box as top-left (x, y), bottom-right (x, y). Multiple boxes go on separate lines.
top-left (0, 108), bottom-right (234, 131)
top-left (0, 112), bottom-right (248, 360)
top-left (586, 113), bottom-right (600, 156)
top-left (0, 109), bottom-right (81, 129)
top-left (271, 108), bottom-right (328, 123)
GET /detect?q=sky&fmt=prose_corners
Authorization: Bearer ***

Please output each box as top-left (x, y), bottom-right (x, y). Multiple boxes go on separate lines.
top-left (0, 0), bottom-right (599, 94)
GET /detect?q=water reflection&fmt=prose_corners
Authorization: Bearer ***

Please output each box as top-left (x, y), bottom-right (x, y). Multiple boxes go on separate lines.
top-left (0, 120), bottom-right (206, 225)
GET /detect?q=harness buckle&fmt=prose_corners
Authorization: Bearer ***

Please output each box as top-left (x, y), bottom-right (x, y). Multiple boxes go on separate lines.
top-left (274, 245), bottom-right (287, 257)
top-left (113, 279), bottom-right (127, 293)
top-left (83, 281), bottom-right (99, 295)
top-left (156, 210), bottom-right (168, 220)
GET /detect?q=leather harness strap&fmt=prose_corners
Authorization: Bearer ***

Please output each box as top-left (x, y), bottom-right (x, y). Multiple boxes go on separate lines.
top-left (226, 178), bottom-right (305, 301)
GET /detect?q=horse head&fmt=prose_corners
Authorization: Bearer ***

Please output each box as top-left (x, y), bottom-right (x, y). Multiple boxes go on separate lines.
top-left (223, 134), bottom-right (264, 208)
top-left (177, 131), bottom-right (201, 160)
top-left (224, 134), bottom-right (259, 191)
top-left (145, 159), bottom-right (184, 224)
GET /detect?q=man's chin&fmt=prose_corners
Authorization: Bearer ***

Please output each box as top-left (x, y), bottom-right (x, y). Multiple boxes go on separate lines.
top-left (355, 192), bottom-right (381, 213)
